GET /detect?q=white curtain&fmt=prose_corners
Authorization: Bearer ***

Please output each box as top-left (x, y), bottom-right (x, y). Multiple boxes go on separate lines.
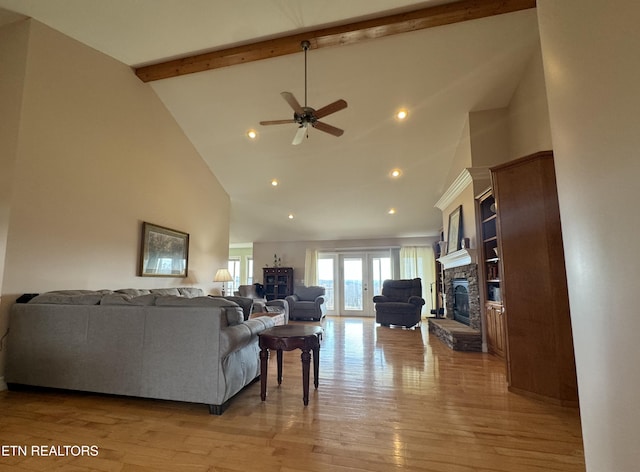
top-left (399, 246), bottom-right (435, 315)
top-left (304, 248), bottom-right (318, 286)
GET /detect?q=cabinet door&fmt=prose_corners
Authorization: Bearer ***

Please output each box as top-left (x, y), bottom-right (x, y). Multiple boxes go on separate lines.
top-left (486, 302), bottom-right (505, 359)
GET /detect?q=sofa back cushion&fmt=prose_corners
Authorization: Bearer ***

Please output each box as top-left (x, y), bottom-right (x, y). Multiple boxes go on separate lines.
top-left (177, 287), bottom-right (205, 298)
top-left (154, 296), bottom-right (244, 326)
top-left (28, 291), bottom-right (104, 305)
top-left (294, 285), bottom-right (325, 301)
top-left (115, 288), bottom-right (152, 297)
top-left (149, 288), bottom-right (181, 296)
top-left (381, 278), bottom-right (423, 301)
top-left (100, 293), bottom-right (157, 306)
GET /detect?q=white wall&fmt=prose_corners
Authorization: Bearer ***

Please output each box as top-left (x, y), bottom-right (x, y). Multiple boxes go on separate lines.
top-left (0, 20), bottom-right (231, 377)
top-left (538, 2), bottom-right (640, 470)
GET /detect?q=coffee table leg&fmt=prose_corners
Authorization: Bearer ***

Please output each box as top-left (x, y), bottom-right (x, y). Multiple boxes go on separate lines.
top-left (301, 349), bottom-right (311, 406)
top-left (276, 349), bottom-right (283, 385)
top-left (260, 348), bottom-right (269, 401)
top-left (313, 344), bottom-right (320, 389)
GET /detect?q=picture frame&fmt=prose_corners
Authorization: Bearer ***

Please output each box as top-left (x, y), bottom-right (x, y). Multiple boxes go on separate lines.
top-left (139, 222), bottom-right (189, 277)
top-left (447, 205), bottom-right (463, 254)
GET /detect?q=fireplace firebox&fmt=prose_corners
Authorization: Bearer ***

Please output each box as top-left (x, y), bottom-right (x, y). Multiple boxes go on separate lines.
top-left (452, 278), bottom-right (470, 326)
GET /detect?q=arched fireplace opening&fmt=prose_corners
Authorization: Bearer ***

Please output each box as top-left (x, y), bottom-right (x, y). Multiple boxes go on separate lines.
top-left (452, 278), bottom-right (470, 326)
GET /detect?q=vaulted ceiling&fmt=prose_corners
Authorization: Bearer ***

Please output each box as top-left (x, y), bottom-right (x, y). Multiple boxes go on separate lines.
top-left (0, 1), bottom-right (540, 244)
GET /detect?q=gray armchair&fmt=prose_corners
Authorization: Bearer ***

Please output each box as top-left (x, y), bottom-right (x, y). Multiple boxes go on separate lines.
top-left (235, 284), bottom-right (268, 312)
top-left (232, 284), bottom-right (289, 322)
top-left (373, 278), bottom-right (425, 328)
top-left (286, 285), bottom-right (326, 321)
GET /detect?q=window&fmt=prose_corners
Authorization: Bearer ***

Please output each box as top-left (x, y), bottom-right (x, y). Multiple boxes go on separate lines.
top-left (247, 257), bottom-right (253, 285)
top-left (227, 259), bottom-right (240, 294)
top-left (317, 256), bottom-right (335, 311)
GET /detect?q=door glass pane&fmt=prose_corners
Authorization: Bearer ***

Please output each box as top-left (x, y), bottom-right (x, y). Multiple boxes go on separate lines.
top-left (343, 258), bottom-right (363, 311)
top-left (247, 258), bottom-right (253, 285)
top-left (371, 256), bottom-right (391, 296)
top-left (318, 257), bottom-right (335, 311)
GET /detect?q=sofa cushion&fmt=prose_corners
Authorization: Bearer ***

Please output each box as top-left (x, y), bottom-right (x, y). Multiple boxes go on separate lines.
top-left (177, 287), bottom-right (205, 298)
top-left (115, 288), bottom-right (152, 297)
top-left (100, 293), bottom-right (157, 306)
top-left (153, 296), bottom-right (244, 326)
top-left (150, 288), bottom-right (181, 296)
top-left (28, 292), bottom-right (103, 305)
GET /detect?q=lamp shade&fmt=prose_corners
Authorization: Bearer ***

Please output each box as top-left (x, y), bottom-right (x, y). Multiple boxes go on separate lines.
top-left (213, 268), bottom-right (233, 283)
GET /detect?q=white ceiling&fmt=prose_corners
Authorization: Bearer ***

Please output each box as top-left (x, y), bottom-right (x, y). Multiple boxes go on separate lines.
top-left (0, 1), bottom-right (540, 245)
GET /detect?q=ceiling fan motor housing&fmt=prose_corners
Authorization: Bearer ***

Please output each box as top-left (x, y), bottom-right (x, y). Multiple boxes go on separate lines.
top-left (294, 107), bottom-right (318, 125)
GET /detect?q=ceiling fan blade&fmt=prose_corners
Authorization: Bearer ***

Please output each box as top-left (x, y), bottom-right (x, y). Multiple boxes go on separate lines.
top-left (281, 92), bottom-right (304, 115)
top-left (260, 119), bottom-right (295, 126)
top-left (313, 121), bottom-right (344, 137)
top-left (292, 125), bottom-right (307, 145)
top-left (314, 99), bottom-right (348, 119)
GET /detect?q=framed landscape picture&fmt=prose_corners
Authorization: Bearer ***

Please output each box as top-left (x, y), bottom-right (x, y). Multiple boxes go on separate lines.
top-left (139, 222), bottom-right (189, 277)
top-left (447, 205), bottom-right (463, 254)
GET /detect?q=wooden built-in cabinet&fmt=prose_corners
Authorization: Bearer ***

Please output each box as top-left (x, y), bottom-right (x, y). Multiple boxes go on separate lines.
top-left (485, 302), bottom-right (506, 358)
top-left (262, 267), bottom-right (294, 301)
top-left (478, 191), bottom-right (505, 359)
top-left (491, 151), bottom-right (578, 406)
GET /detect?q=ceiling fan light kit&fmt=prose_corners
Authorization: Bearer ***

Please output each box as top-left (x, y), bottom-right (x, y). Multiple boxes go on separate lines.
top-left (259, 40), bottom-right (347, 145)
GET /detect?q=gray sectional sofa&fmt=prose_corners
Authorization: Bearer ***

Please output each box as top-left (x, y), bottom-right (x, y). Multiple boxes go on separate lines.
top-left (5, 287), bottom-right (278, 414)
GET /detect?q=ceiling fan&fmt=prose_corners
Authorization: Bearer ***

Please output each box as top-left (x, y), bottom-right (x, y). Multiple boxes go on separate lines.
top-left (259, 40), bottom-right (348, 145)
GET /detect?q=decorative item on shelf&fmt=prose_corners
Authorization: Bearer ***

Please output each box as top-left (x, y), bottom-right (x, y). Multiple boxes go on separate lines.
top-left (461, 237), bottom-right (470, 249)
top-left (493, 247), bottom-right (499, 257)
top-left (273, 254), bottom-right (281, 267)
top-left (213, 268), bottom-right (233, 296)
top-left (438, 240), bottom-right (448, 256)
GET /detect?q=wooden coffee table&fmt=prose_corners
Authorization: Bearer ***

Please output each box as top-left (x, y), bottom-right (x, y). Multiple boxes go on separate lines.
top-left (258, 324), bottom-right (323, 406)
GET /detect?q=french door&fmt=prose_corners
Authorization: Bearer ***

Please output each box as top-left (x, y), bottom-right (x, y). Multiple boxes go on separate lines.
top-left (319, 251), bottom-right (392, 316)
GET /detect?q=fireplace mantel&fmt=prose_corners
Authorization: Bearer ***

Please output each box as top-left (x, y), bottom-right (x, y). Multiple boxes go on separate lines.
top-left (437, 249), bottom-right (476, 269)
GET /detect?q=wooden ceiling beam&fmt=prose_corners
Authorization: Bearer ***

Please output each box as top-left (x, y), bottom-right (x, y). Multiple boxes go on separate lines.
top-left (134, 0), bottom-right (536, 82)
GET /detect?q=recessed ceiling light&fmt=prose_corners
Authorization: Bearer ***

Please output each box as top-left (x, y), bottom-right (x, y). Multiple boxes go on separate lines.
top-left (288, 213), bottom-right (294, 219)
top-left (390, 168), bottom-right (402, 178)
top-left (271, 179), bottom-right (279, 186)
top-left (396, 109), bottom-right (408, 121)
top-left (388, 208), bottom-right (396, 215)
top-left (247, 129), bottom-right (257, 139)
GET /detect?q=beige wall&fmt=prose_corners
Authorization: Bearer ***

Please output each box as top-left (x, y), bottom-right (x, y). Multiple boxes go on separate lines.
top-left (0, 20), bottom-right (29, 292)
top-left (439, 40), bottom-right (552, 247)
top-left (0, 20), bottom-right (231, 378)
top-left (507, 42), bottom-right (553, 159)
top-left (443, 117), bottom-right (472, 189)
top-left (253, 237), bottom-right (436, 286)
top-left (469, 108), bottom-right (510, 168)
top-left (441, 185), bottom-right (477, 252)
top-left (539, 2), bottom-right (640, 470)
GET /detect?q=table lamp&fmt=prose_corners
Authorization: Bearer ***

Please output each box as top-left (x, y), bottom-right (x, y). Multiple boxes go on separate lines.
top-left (214, 268), bottom-right (233, 296)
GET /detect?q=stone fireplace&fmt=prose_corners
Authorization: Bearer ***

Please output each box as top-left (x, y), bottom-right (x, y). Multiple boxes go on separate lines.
top-left (444, 263), bottom-right (481, 331)
top-left (428, 248), bottom-right (482, 351)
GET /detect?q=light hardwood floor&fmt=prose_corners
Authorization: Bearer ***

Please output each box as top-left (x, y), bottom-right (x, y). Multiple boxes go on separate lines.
top-left (0, 316), bottom-right (585, 472)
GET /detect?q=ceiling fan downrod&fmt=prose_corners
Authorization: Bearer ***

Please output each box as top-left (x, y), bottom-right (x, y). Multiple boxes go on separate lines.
top-left (301, 40), bottom-right (310, 108)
